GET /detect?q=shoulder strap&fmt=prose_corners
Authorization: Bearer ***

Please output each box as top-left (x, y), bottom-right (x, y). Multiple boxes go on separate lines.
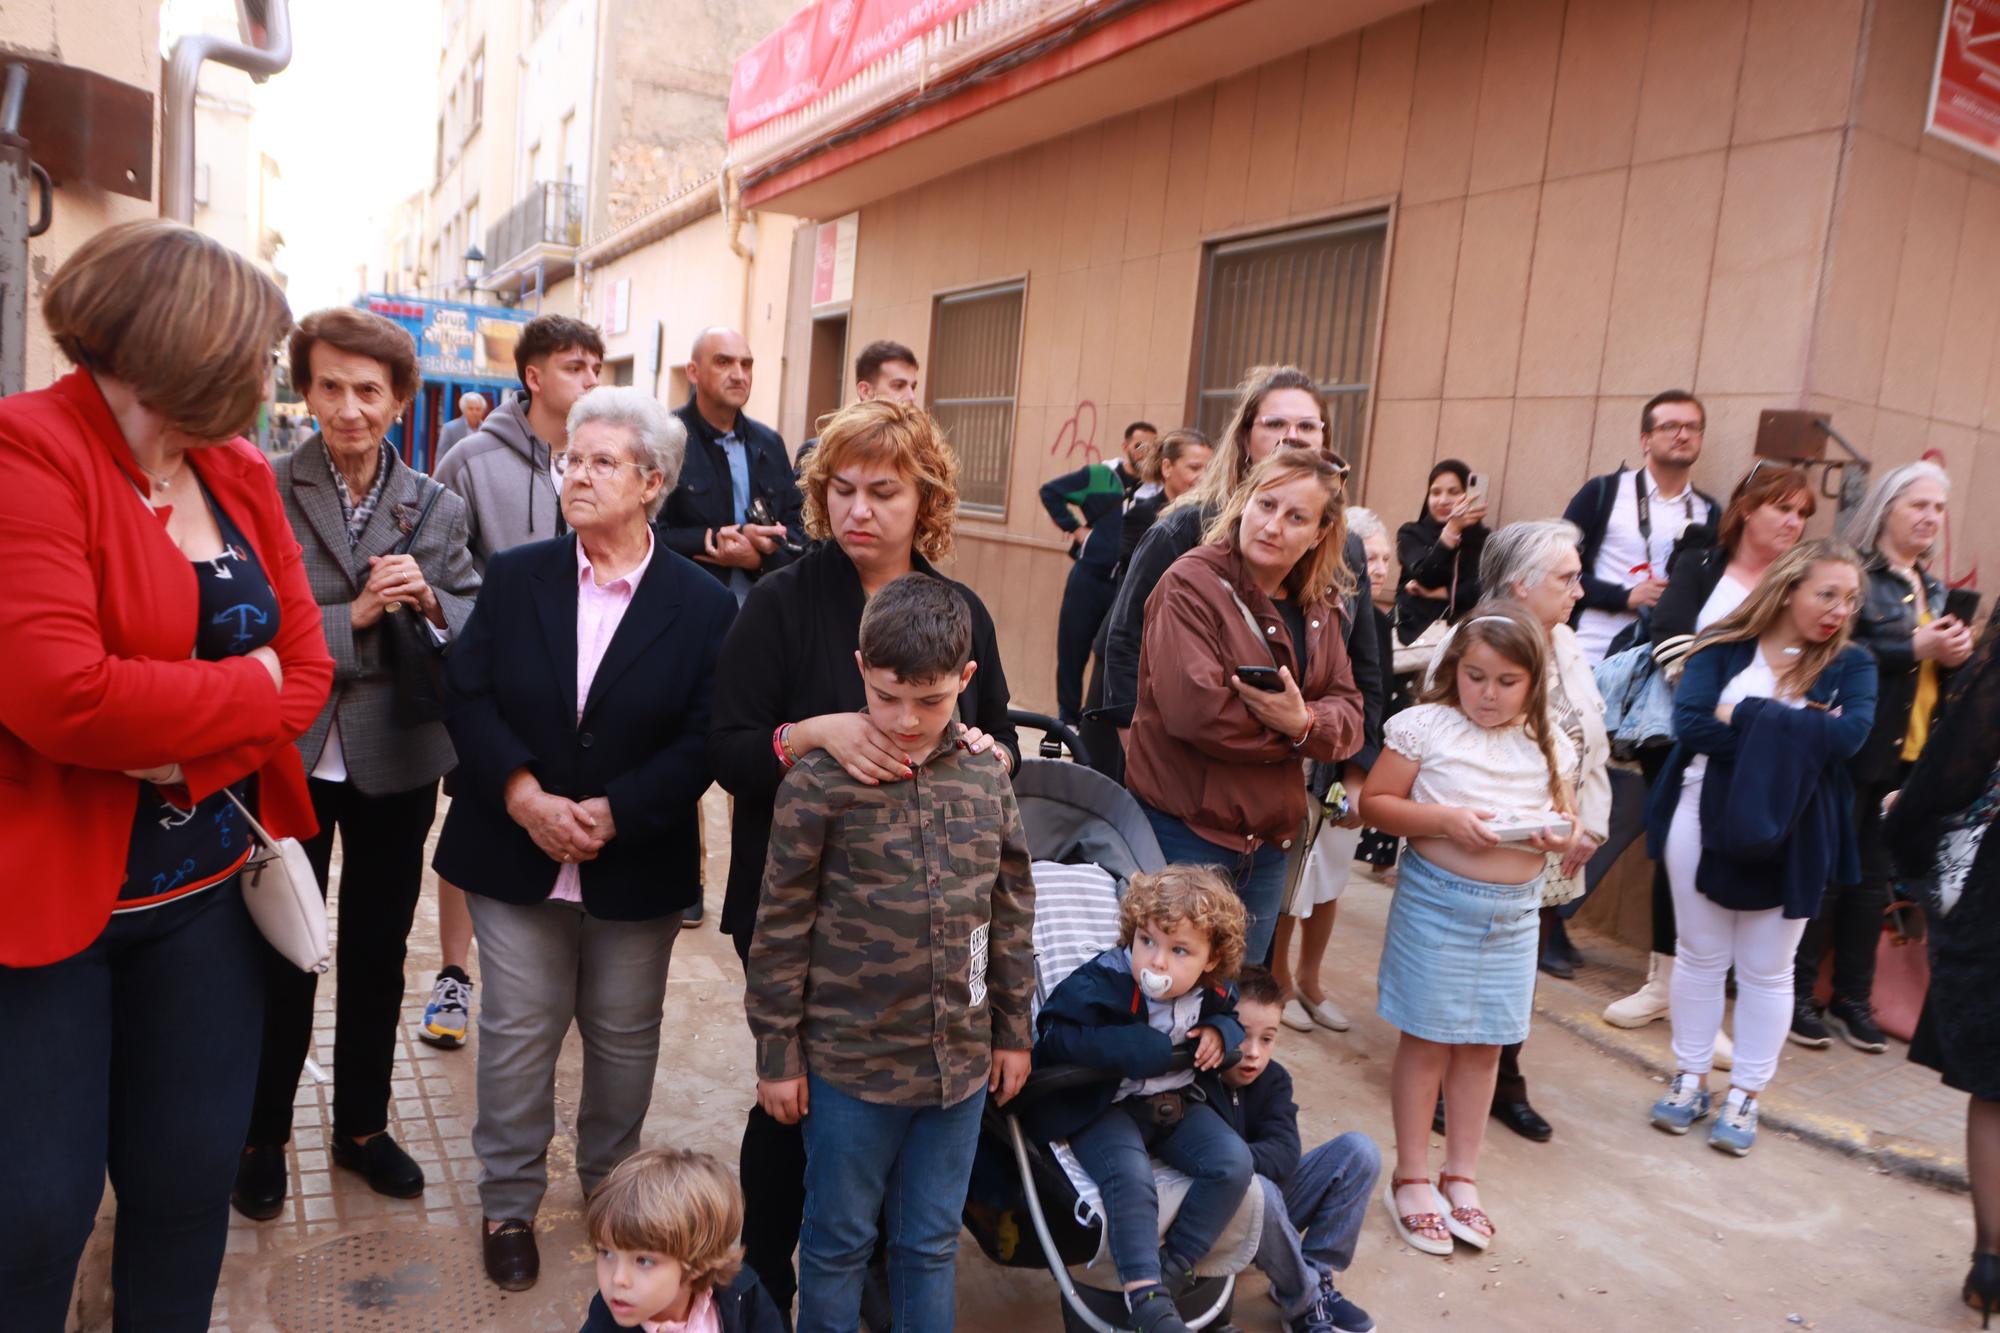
top-left (1633, 465), bottom-right (1652, 545)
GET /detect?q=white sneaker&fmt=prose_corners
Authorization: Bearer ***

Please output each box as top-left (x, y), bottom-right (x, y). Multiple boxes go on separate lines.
top-left (1282, 999), bottom-right (1316, 1032)
top-left (1604, 952), bottom-right (1673, 1028)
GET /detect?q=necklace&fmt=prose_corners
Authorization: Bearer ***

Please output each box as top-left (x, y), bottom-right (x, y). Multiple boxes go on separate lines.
top-left (140, 454), bottom-right (188, 494)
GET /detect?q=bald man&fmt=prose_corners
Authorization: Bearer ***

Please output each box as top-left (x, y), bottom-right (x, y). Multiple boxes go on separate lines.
top-left (433, 391), bottom-right (490, 463)
top-left (661, 327), bottom-right (804, 603)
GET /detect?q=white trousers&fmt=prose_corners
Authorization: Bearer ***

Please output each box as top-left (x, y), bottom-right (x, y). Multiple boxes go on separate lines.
top-left (1663, 783), bottom-right (1807, 1092)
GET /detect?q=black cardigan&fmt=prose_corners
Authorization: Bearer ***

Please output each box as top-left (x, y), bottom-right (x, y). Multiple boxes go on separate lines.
top-left (658, 397), bottom-right (806, 589)
top-left (1393, 518), bottom-right (1486, 644)
top-left (705, 540), bottom-right (1018, 942)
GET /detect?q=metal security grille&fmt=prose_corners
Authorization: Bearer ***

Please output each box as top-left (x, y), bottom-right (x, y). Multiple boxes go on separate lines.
top-left (1192, 216), bottom-right (1388, 486)
top-left (928, 281), bottom-right (1025, 516)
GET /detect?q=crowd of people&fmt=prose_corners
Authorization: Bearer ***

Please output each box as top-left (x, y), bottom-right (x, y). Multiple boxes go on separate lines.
top-left (1, 219), bottom-right (1995, 1333)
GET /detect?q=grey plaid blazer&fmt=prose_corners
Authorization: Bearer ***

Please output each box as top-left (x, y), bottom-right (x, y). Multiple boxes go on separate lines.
top-left (276, 437), bottom-right (482, 795)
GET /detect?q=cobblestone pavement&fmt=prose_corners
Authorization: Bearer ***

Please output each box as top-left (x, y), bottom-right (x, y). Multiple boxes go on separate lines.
top-left (167, 792), bottom-right (1979, 1333)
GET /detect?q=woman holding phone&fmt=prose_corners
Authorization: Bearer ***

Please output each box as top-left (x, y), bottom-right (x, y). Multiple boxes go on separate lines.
top-left (1396, 460), bottom-right (1489, 645)
top-left (1125, 449), bottom-right (1366, 963)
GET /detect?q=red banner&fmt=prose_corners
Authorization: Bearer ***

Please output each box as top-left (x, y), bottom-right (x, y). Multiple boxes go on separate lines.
top-left (728, 0), bottom-right (984, 141)
top-left (1927, 0), bottom-right (2000, 165)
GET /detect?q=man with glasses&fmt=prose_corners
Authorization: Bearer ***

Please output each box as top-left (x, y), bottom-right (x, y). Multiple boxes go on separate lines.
top-left (1038, 419), bottom-right (1156, 727)
top-left (1561, 389), bottom-right (1720, 668)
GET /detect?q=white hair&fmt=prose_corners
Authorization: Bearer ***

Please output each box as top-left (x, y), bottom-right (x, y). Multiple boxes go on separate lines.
top-left (1840, 460), bottom-right (1949, 564)
top-left (1344, 506), bottom-right (1386, 545)
top-left (1480, 519), bottom-right (1584, 595)
top-left (458, 391), bottom-right (488, 411)
top-left (564, 387), bottom-right (686, 520)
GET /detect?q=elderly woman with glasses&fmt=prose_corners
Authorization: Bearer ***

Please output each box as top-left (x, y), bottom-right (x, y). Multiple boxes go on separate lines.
top-left (431, 387), bottom-right (737, 1293)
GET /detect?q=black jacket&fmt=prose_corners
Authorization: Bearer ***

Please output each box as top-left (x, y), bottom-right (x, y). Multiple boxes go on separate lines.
top-left (1098, 506), bottom-right (1385, 768)
top-left (705, 540), bottom-right (1018, 942)
top-left (1199, 1060), bottom-right (1302, 1187)
top-left (579, 1269), bottom-right (787, 1333)
top-left (659, 397), bottom-right (806, 588)
top-left (1561, 468), bottom-right (1721, 618)
top-left (1393, 518), bottom-right (1486, 645)
top-left (1026, 948), bottom-right (1244, 1143)
top-left (1648, 539), bottom-right (1730, 648)
top-left (1851, 555), bottom-right (1953, 785)
top-left (432, 535), bottom-right (737, 919)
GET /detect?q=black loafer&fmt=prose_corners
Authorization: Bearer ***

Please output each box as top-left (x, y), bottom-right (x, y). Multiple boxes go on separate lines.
top-left (230, 1144), bottom-right (289, 1221)
top-left (331, 1131), bottom-right (427, 1199)
top-left (1492, 1100), bottom-right (1554, 1143)
top-left (483, 1217), bottom-right (540, 1292)
top-left (1536, 946), bottom-right (1576, 980)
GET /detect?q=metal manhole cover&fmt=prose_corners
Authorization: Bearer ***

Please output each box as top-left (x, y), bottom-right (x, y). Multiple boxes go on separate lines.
top-left (268, 1228), bottom-right (501, 1331)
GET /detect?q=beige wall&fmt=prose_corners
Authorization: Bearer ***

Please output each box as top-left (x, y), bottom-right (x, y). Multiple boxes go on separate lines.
top-left (833, 0), bottom-right (2000, 715)
top-left (3, 0), bottom-right (163, 390)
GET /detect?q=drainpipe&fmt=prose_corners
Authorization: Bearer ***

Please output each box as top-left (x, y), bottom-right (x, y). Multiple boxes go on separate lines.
top-left (721, 158), bottom-right (756, 337)
top-left (161, 0), bottom-right (292, 223)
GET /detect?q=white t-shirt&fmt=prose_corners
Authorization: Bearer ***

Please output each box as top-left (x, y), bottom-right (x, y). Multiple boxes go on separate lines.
top-left (1695, 574), bottom-right (1750, 632)
top-left (1575, 469), bottom-right (1713, 666)
top-left (1682, 650), bottom-right (1806, 788)
top-left (1385, 703), bottom-right (1576, 820)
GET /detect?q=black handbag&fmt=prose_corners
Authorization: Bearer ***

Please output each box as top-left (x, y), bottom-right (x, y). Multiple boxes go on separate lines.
top-left (379, 480), bottom-right (451, 726)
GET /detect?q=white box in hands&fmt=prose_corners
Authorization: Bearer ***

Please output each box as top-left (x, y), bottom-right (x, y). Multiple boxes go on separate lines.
top-left (1484, 812), bottom-right (1573, 843)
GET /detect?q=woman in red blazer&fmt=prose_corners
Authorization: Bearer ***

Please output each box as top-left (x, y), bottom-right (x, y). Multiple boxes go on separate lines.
top-left (0, 222), bottom-right (332, 1330)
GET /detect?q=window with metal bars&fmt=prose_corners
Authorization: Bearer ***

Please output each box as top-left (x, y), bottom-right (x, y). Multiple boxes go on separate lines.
top-left (927, 281), bottom-right (1025, 516)
top-left (1190, 215), bottom-right (1387, 486)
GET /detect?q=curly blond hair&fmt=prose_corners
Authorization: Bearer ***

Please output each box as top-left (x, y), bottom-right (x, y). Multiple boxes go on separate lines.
top-left (799, 399), bottom-right (960, 563)
top-left (585, 1147), bottom-right (745, 1294)
top-left (1117, 865), bottom-right (1248, 983)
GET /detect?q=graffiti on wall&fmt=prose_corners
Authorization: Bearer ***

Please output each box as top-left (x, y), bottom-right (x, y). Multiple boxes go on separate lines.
top-left (1049, 400), bottom-right (1100, 467)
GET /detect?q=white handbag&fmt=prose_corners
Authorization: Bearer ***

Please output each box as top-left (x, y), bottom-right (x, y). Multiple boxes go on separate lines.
top-left (224, 788), bottom-right (330, 973)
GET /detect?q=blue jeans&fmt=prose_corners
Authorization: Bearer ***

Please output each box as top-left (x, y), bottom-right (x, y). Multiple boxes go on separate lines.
top-left (798, 1075), bottom-right (986, 1333)
top-left (1142, 805), bottom-right (1289, 964)
top-left (0, 880), bottom-right (265, 1332)
top-left (1254, 1133), bottom-right (1382, 1318)
top-left (1067, 1098), bottom-right (1253, 1287)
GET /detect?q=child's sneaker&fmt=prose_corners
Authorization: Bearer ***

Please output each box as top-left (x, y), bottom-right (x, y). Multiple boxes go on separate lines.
top-left (1126, 1285), bottom-right (1191, 1333)
top-left (421, 968), bottom-right (472, 1049)
top-left (1157, 1250), bottom-right (1198, 1299)
top-left (1291, 1272), bottom-right (1375, 1333)
top-left (1648, 1073), bottom-right (1711, 1134)
top-left (1709, 1095), bottom-right (1759, 1156)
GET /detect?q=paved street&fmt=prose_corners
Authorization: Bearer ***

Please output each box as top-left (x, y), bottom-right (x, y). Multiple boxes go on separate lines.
top-left (151, 791), bottom-right (1978, 1333)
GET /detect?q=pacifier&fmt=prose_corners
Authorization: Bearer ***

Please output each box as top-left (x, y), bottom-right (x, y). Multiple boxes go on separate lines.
top-left (1138, 968), bottom-right (1175, 999)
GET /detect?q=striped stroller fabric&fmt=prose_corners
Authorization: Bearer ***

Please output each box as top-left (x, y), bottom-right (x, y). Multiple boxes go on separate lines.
top-left (1029, 859), bottom-right (1124, 1016)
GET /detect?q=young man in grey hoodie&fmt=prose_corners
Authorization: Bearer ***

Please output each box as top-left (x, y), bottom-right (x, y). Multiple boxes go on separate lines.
top-left (424, 314), bottom-right (604, 1048)
top-left (433, 315), bottom-right (603, 569)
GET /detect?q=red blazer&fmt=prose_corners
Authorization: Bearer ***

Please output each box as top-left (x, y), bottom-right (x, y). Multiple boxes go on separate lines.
top-left (0, 371), bottom-right (333, 965)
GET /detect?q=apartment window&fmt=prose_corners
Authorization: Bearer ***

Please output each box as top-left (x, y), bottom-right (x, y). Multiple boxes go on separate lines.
top-left (435, 116), bottom-right (445, 185)
top-left (928, 281), bottom-right (1025, 516)
top-left (469, 47), bottom-right (485, 132)
top-left (465, 199), bottom-right (481, 255)
top-left (1191, 215), bottom-right (1388, 484)
top-left (193, 162), bottom-right (210, 207)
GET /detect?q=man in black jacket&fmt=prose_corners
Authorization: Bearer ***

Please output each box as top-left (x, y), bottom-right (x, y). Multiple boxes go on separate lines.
top-left (661, 327), bottom-right (805, 603)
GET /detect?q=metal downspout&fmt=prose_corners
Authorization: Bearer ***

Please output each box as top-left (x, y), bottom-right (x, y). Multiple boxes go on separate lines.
top-left (722, 157), bottom-right (755, 336)
top-left (161, 0), bottom-right (292, 222)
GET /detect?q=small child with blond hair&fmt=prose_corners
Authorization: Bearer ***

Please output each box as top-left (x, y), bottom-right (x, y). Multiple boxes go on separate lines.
top-left (1027, 866), bottom-right (1254, 1333)
top-left (580, 1148), bottom-right (785, 1333)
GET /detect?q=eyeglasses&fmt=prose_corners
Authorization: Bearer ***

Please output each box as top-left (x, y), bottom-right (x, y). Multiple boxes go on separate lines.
top-left (1544, 570), bottom-right (1585, 590)
top-left (1647, 421), bottom-right (1705, 439)
top-left (552, 451), bottom-right (653, 481)
top-left (1256, 415), bottom-right (1327, 439)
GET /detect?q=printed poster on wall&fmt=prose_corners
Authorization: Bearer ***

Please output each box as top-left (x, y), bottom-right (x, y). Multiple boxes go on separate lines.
top-left (1927, 0), bottom-right (2000, 165)
top-left (812, 214), bottom-right (858, 308)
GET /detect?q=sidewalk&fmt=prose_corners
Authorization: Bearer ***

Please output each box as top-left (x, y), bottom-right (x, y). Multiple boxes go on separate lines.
top-left (173, 793), bottom-right (1978, 1333)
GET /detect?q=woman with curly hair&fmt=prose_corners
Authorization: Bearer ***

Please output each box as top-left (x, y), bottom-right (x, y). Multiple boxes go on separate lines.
top-left (706, 398), bottom-right (1018, 1315)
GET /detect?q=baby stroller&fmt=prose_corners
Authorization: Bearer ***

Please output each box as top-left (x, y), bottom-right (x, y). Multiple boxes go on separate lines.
top-left (963, 712), bottom-right (1264, 1332)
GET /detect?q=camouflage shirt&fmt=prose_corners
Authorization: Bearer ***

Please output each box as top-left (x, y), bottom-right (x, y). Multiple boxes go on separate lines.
top-left (746, 728), bottom-right (1037, 1108)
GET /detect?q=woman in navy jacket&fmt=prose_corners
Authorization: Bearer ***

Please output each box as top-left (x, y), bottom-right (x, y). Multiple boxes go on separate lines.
top-left (1641, 540), bottom-right (1876, 1157)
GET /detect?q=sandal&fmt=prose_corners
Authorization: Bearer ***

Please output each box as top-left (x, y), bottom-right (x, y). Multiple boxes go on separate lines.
top-left (1438, 1173), bottom-right (1493, 1250)
top-left (1382, 1175), bottom-right (1451, 1255)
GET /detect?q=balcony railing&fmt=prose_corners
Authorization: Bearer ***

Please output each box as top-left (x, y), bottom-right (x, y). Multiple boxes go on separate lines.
top-left (486, 180), bottom-right (583, 268)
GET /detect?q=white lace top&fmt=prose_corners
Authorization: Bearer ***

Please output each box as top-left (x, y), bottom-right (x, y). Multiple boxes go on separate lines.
top-left (1386, 703), bottom-right (1574, 816)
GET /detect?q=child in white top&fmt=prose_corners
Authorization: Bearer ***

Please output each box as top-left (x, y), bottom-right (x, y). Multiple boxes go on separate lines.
top-left (1359, 605), bottom-right (1576, 1258)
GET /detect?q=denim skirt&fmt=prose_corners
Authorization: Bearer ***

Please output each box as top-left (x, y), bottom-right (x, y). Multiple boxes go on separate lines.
top-left (1376, 849), bottom-right (1542, 1045)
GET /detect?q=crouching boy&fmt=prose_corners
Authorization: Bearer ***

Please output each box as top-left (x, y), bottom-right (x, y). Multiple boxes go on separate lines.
top-left (745, 574), bottom-right (1036, 1333)
top-left (1204, 968), bottom-right (1380, 1333)
top-left (1028, 867), bottom-right (1254, 1333)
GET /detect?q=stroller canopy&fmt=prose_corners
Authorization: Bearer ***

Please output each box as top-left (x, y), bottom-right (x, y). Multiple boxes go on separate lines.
top-left (1012, 758), bottom-right (1164, 882)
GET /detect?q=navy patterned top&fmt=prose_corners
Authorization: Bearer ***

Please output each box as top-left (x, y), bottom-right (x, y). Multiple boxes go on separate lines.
top-left (120, 485), bottom-right (281, 910)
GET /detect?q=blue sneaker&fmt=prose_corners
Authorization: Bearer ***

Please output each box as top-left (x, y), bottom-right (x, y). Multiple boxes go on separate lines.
top-left (1290, 1272), bottom-right (1375, 1333)
top-left (1649, 1074), bottom-right (1712, 1134)
top-left (1709, 1095), bottom-right (1760, 1155)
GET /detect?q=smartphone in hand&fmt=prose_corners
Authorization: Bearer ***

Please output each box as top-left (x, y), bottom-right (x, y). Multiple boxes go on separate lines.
top-left (1235, 665), bottom-right (1284, 693)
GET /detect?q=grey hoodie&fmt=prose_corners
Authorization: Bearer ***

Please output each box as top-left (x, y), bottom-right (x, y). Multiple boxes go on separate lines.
top-left (431, 390), bottom-right (562, 568)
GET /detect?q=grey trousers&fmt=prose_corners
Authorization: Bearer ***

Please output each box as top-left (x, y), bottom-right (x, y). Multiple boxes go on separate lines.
top-left (465, 893), bottom-right (680, 1220)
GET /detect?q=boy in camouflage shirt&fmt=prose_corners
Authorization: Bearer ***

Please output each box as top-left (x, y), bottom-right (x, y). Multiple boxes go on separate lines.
top-left (745, 574), bottom-right (1036, 1333)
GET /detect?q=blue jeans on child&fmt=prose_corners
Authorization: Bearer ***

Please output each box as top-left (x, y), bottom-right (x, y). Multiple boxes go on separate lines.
top-left (797, 1074), bottom-right (986, 1333)
top-left (1141, 804), bottom-right (1289, 965)
top-left (1068, 1096), bottom-right (1254, 1287)
top-left (1255, 1133), bottom-right (1382, 1319)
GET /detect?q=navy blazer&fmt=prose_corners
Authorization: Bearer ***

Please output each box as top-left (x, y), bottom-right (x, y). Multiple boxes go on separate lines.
top-left (658, 398), bottom-right (806, 588)
top-left (1646, 639), bottom-right (1877, 917)
top-left (432, 534), bottom-right (737, 920)
top-left (578, 1269), bottom-right (787, 1333)
top-left (1026, 948), bottom-right (1244, 1143)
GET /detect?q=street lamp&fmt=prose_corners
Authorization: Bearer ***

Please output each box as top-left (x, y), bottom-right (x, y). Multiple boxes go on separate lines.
top-left (460, 244), bottom-right (485, 301)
